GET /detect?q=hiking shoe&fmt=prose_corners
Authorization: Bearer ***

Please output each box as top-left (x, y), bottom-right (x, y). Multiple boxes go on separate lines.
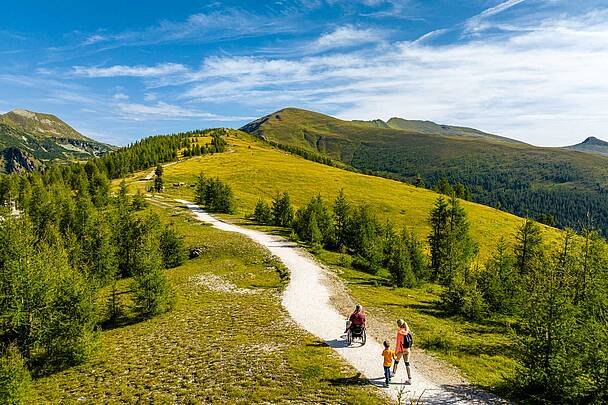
top-left (405, 379), bottom-right (412, 385)
top-left (383, 382), bottom-right (389, 388)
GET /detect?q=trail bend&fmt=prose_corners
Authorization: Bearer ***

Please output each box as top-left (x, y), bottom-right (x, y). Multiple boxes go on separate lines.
top-left (177, 199), bottom-right (496, 404)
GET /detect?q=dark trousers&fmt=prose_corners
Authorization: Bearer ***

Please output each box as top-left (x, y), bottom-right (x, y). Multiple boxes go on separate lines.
top-left (384, 366), bottom-right (391, 385)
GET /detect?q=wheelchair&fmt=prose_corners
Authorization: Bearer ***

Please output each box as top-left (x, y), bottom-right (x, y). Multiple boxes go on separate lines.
top-left (347, 324), bottom-right (366, 346)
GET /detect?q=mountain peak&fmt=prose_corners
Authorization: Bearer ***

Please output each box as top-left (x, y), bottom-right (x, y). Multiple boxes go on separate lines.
top-left (2, 108), bottom-right (87, 141)
top-left (581, 136), bottom-right (608, 146)
top-left (9, 108), bottom-right (37, 118)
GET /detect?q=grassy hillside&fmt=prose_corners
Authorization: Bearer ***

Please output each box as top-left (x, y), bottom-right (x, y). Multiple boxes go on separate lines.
top-left (131, 133), bottom-right (561, 260)
top-left (33, 203), bottom-right (384, 404)
top-left (118, 133), bottom-right (566, 390)
top-left (240, 108), bottom-right (608, 235)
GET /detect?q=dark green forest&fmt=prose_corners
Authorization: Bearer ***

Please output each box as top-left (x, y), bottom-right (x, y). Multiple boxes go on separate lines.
top-left (0, 131), bottom-right (230, 402)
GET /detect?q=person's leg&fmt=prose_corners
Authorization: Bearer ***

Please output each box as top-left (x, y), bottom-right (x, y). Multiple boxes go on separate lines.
top-left (392, 352), bottom-right (403, 375)
top-left (384, 366), bottom-right (390, 386)
top-left (404, 350), bottom-right (411, 380)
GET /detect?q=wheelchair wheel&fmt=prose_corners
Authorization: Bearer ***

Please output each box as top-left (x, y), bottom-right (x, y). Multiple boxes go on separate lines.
top-left (347, 330), bottom-right (353, 345)
top-left (361, 329), bottom-right (366, 346)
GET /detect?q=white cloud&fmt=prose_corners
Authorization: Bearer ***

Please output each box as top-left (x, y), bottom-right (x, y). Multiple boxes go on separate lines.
top-left (82, 34), bottom-right (107, 45)
top-left (464, 0), bottom-right (527, 34)
top-left (173, 11), bottom-right (608, 146)
top-left (72, 63), bottom-right (188, 78)
top-left (315, 25), bottom-right (384, 50)
top-left (115, 102), bottom-right (251, 121)
top-left (113, 92), bottom-right (129, 100)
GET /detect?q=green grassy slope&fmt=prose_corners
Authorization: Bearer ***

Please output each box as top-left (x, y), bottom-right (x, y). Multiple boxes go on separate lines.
top-left (118, 133), bottom-right (563, 390)
top-left (33, 203), bottom-right (385, 404)
top-left (143, 133), bottom-right (561, 260)
top-left (240, 108), bottom-right (608, 235)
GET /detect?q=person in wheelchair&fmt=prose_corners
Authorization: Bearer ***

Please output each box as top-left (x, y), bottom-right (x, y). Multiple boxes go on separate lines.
top-left (344, 304), bottom-right (367, 345)
top-left (345, 304), bottom-right (366, 333)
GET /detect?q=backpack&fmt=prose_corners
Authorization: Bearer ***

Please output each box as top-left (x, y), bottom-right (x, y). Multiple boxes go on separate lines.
top-left (404, 332), bottom-right (413, 349)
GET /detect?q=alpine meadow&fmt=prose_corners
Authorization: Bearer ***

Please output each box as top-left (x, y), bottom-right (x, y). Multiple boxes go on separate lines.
top-left (2, 1), bottom-right (608, 404)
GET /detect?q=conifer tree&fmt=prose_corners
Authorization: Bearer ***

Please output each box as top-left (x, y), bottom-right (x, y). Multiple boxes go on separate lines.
top-left (333, 189), bottom-right (351, 249)
top-left (478, 238), bottom-right (518, 314)
top-left (132, 189), bottom-right (147, 211)
top-left (153, 164), bottom-right (164, 193)
top-left (272, 192), bottom-right (294, 227)
top-left (159, 225), bottom-right (186, 269)
top-left (402, 226), bottom-right (429, 281)
top-left (428, 196), bottom-right (450, 282)
top-left (0, 344), bottom-right (32, 404)
top-left (386, 232), bottom-right (415, 288)
top-left (514, 219), bottom-right (544, 275)
top-left (131, 219), bottom-right (175, 317)
top-left (253, 199), bottom-right (273, 224)
top-left (428, 196), bottom-right (477, 285)
top-left (348, 204), bottom-right (383, 274)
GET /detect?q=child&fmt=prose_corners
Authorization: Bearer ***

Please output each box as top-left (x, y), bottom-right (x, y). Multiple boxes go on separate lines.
top-left (382, 340), bottom-right (395, 387)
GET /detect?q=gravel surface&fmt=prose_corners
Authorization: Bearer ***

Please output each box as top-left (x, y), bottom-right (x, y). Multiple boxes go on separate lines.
top-left (178, 199), bottom-right (506, 404)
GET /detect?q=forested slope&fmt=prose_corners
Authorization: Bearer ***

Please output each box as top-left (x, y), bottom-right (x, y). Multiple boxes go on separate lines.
top-left (241, 108), bottom-right (608, 234)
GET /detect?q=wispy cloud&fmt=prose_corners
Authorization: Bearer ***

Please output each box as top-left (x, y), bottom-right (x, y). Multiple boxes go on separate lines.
top-left (115, 101), bottom-right (252, 121)
top-left (314, 25), bottom-right (385, 50)
top-left (167, 10), bottom-right (608, 146)
top-left (72, 63), bottom-right (188, 78)
top-left (78, 8), bottom-right (303, 50)
top-left (464, 0), bottom-right (527, 34)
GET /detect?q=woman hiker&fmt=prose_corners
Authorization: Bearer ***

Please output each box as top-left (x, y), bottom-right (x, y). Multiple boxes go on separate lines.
top-left (392, 319), bottom-right (413, 384)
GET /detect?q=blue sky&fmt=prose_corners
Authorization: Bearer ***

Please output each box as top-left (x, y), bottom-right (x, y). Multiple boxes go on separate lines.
top-left (1, 0), bottom-right (607, 146)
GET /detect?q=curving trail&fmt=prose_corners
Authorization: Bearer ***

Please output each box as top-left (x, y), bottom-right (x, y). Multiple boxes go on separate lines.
top-left (177, 200), bottom-right (483, 404)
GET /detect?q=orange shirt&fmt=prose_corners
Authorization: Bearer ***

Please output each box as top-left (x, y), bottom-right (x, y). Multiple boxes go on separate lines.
top-left (382, 349), bottom-right (395, 367)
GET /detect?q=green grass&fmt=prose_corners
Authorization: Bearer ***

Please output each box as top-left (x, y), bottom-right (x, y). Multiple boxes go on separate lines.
top-left (116, 134), bottom-right (568, 393)
top-left (241, 107), bottom-right (608, 233)
top-left (32, 204), bottom-right (385, 404)
top-left (317, 249), bottom-right (519, 390)
top-left (127, 132), bottom-right (562, 261)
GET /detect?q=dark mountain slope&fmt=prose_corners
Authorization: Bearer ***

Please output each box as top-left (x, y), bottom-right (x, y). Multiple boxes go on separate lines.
top-left (241, 108), bottom-right (608, 234)
top-left (565, 136), bottom-right (608, 157)
top-left (0, 109), bottom-right (114, 172)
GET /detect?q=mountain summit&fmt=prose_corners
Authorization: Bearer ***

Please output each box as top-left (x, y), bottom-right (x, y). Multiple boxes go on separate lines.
top-left (0, 109), bottom-right (114, 172)
top-left (565, 136), bottom-right (608, 157)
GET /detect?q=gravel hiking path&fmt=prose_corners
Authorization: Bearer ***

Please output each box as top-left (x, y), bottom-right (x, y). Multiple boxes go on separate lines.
top-left (178, 200), bottom-right (500, 404)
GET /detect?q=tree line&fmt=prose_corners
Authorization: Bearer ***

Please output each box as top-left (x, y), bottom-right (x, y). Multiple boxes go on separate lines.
top-left (246, 185), bottom-right (608, 403)
top-left (252, 190), bottom-right (429, 287)
top-left (426, 194), bottom-right (608, 403)
top-left (0, 154), bottom-right (188, 403)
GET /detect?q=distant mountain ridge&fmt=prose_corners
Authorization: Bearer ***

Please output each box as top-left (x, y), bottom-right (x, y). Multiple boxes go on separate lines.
top-left (566, 136), bottom-right (608, 157)
top-left (0, 109), bottom-right (114, 173)
top-left (240, 107), bottom-right (608, 234)
top-left (353, 117), bottom-right (524, 144)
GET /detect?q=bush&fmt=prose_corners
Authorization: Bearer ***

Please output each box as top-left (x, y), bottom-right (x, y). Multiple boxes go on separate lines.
top-left (195, 175), bottom-right (236, 214)
top-left (252, 199), bottom-right (273, 224)
top-left (352, 255), bottom-right (379, 275)
top-left (0, 344), bottom-right (32, 404)
top-left (133, 268), bottom-right (175, 318)
top-left (160, 226), bottom-right (186, 269)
